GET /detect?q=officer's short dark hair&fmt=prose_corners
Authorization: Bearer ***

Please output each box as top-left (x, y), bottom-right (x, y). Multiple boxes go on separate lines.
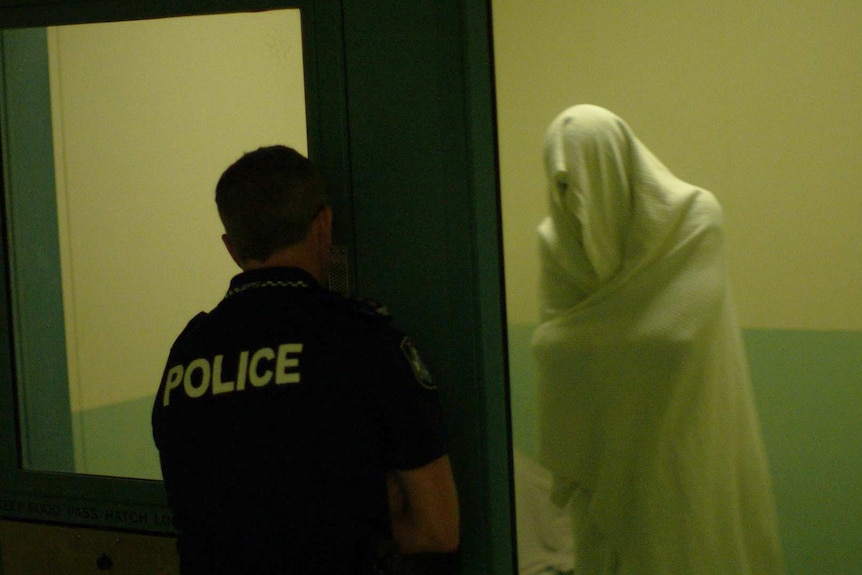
top-left (216, 145), bottom-right (328, 262)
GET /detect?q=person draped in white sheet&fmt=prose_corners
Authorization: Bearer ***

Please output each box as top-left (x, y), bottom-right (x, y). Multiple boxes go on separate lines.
top-left (533, 104), bottom-right (785, 575)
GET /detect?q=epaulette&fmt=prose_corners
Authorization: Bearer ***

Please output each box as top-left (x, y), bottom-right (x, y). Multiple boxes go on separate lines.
top-left (347, 295), bottom-right (391, 320)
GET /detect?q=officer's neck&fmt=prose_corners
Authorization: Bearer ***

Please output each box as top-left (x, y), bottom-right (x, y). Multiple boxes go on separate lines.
top-left (239, 245), bottom-right (327, 285)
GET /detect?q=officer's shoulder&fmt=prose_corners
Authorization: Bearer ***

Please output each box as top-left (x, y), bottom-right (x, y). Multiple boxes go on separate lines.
top-left (320, 290), bottom-right (395, 329)
top-left (335, 293), bottom-right (393, 323)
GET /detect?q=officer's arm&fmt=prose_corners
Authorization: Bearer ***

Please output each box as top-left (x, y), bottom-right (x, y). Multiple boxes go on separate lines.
top-left (389, 454), bottom-right (459, 553)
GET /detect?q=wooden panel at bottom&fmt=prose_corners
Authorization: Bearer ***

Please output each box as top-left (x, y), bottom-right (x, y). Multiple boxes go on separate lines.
top-left (0, 519), bottom-right (178, 575)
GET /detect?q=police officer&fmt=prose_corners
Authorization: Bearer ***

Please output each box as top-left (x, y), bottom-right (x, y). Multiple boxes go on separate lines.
top-left (152, 145), bottom-right (459, 574)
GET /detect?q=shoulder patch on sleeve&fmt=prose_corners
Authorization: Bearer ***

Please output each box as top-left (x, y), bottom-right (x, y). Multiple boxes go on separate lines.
top-left (400, 336), bottom-right (436, 390)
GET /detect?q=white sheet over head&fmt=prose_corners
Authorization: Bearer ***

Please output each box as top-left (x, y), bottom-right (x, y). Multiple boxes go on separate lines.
top-left (534, 104), bottom-right (785, 574)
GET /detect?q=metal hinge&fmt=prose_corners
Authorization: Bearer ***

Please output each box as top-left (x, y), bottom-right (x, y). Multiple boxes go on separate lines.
top-left (329, 245), bottom-right (350, 295)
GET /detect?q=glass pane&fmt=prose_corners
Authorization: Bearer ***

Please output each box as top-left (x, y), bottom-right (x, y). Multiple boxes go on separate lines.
top-left (4, 8), bottom-right (307, 480)
top-left (492, 2), bottom-right (862, 574)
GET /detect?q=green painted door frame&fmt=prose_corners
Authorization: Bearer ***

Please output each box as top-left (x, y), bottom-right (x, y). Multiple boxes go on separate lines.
top-left (0, 27), bottom-right (74, 473)
top-left (340, 3), bottom-right (513, 571)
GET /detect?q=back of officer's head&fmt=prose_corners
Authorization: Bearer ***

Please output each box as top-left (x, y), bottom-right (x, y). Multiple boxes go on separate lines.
top-left (216, 146), bottom-right (328, 263)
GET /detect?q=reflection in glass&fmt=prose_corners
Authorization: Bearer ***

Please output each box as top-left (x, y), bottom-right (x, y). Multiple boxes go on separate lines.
top-left (3, 9), bottom-right (307, 479)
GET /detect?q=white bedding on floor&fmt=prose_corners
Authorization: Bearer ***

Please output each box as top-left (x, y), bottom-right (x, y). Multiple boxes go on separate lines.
top-left (514, 449), bottom-right (575, 575)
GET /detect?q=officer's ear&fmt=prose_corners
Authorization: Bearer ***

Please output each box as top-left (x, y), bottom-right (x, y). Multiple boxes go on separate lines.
top-left (312, 207), bottom-right (333, 243)
top-left (222, 234), bottom-right (244, 269)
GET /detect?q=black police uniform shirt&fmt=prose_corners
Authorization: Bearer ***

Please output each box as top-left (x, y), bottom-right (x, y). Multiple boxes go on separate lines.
top-left (151, 267), bottom-right (447, 573)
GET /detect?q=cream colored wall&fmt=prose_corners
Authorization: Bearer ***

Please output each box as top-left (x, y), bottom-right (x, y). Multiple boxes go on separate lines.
top-left (48, 10), bottom-right (307, 474)
top-left (493, 1), bottom-right (862, 331)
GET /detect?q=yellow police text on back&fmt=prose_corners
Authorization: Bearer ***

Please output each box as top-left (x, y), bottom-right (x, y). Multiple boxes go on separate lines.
top-left (162, 343), bottom-right (303, 406)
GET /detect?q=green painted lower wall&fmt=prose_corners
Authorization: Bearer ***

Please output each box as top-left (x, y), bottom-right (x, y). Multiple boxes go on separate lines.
top-left (744, 330), bottom-right (862, 575)
top-left (507, 324), bottom-right (862, 575)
